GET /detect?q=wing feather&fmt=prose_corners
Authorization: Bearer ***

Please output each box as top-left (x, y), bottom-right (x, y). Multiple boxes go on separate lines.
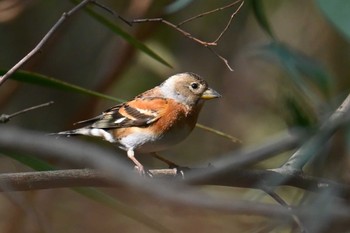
top-left (87, 97), bottom-right (167, 129)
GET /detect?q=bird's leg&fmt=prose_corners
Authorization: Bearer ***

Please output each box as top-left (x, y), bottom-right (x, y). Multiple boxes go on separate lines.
top-left (127, 149), bottom-right (152, 177)
top-left (151, 152), bottom-right (179, 168)
top-left (151, 153), bottom-right (188, 179)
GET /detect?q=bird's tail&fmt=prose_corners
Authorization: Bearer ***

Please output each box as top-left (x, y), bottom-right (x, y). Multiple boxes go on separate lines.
top-left (49, 128), bottom-right (115, 143)
top-left (49, 128), bottom-right (91, 137)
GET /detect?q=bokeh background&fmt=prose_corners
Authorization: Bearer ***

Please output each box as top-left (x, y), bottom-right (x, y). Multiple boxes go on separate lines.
top-left (1, 0), bottom-right (350, 232)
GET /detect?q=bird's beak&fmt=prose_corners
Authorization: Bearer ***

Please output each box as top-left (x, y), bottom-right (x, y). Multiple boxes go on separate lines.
top-left (201, 87), bottom-right (221, 100)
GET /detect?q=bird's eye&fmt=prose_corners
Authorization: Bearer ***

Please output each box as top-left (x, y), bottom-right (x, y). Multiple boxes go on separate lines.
top-left (190, 82), bottom-right (199, 89)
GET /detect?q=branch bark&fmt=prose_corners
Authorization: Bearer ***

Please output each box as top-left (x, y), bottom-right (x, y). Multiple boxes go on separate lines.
top-left (1, 168), bottom-right (350, 200)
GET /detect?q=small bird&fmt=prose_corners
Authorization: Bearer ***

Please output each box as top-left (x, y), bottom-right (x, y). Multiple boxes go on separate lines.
top-left (56, 72), bottom-right (221, 174)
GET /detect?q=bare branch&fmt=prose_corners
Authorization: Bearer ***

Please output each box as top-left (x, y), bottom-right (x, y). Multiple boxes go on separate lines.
top-left (262, 187), bottom-right (307, 233)
top-left (0, 0), bottom-right (93, 86)
top-left (211, 0), bottom-right (244, 44)
top-left (90, 0), bottom-right (132, 26)
top-left (130, 1), bottom-right (244, 71)
top-left (196, 123), bottom-right (242, 143)
top-left (277, 93), bottom-right (350, 174)
top-left (0, 101), bottom-right (54, 123)
top-left (1, 168), bottom-right (350, 201)
top-left (131, 18), bottom-right (217, 46)
top-left (207, 46), bottom-right (234, 71)
top-left (177, 0), bottom-right (243, 27)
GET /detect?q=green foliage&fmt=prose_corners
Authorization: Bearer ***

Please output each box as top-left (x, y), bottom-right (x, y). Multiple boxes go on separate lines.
top-left (250, 0), bottom-right (276, 39)
top-left (2, 70), bottom-right (123, 102)
top-left (259, 42), bottom-right (333, 128)
top-left (261, 42), bottom-right (333, 98)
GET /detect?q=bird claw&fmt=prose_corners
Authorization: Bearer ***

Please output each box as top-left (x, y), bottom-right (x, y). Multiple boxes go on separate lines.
top-left (173, 166), bottom-right (189, 179)
top-left (134, 166), bottom-right (153, 177)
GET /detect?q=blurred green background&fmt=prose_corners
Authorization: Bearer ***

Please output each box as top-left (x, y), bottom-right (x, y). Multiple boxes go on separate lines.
top-left (1, 0), bottom-right (350, 232)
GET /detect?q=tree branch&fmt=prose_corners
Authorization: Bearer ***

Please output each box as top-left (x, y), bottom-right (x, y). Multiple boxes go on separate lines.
top-left (0, 0), bottom-right (95, 86)
top-left (1, 126), bottom-right (350, 220)
top-left (0, 101), bottom-right (54, 123)
top-left (130, 1), bottom-right (244, 71)
top-left (276, 93), bottom-right (350, 175)
top-left (1, 168), bottom-right (350, 200)
top-left (262, 187), bottom-right (307, 233)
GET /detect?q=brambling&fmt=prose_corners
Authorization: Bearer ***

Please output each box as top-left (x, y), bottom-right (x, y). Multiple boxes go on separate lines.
top-left (56, 72), bottom-right (221, 174)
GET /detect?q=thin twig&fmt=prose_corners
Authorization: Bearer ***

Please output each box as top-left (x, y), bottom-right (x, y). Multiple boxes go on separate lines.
top-left (207, 46), bottom-right (234, 71)
top-left (131, 18), bottom-right (217, 46)
top-left (177, 0), bottom-right (243, 27)
top-left (262, 187), bottom-right (307, 233)
top-left (196, 123), bottom-right (241, 143)
top-left (0, 101), bottom-right (54, 123)
top-left (211, 0), bottom-right (244, 44)
top-left (90, 0), bottom-right (132, 26)
top-left (0, 0), bottom-right (93, 86)
top-left (130, 1), bottom-right (244, 71)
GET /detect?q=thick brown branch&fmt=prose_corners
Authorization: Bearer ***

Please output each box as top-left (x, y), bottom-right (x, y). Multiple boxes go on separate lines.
top-left (1, 168), bottom-right (350, 200)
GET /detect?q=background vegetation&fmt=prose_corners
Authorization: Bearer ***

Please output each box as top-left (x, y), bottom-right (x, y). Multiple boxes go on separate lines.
top-left (1, 0), bottom-right (350, 232)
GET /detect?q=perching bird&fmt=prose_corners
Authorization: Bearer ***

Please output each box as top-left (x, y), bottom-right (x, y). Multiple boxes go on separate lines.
top-left (56, 72), bottom-right (221, 174)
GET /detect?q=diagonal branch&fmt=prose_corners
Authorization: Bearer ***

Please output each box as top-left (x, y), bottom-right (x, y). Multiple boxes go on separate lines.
top-left (0, 101), bottom-right (54, 123)
top-left (0, 0), bottom-right (93, 86)
top-left (276, 93), bottom-right (350, 175)
top-left (262, 187), bottom-right (307, 233)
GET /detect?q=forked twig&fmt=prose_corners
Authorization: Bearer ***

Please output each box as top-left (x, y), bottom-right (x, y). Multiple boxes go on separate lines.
top-left (130, 1), bottom-right (244, 71)
top-left (131, 18), bottom-right (217, 46)
top-left (212, 0), bottom-right (244, 44)
top-left (0, 0), bottom-right (243, 87)
top-left (177, 0), bottom-right (243, 27)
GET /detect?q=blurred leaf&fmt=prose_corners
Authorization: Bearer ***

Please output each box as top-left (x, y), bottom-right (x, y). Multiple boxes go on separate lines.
top-left (282, 93), bottom-right (315, 128)
top-left (164, 0), bottom-right (194, 14)
top-left (251, 0), bottom-right (276, 39)
top-left (260, 42), bottom-right (333, 99)
top-left (71, 0), bottom-right (172, 68)
top-left (1, 70), bottom-right (124, 103)
top-left (3, 152), bottom-right (172, 233)
top-left (6, 152), bottom-right (55, 171)
top-left (316, 0), bottom-right (350, 40)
